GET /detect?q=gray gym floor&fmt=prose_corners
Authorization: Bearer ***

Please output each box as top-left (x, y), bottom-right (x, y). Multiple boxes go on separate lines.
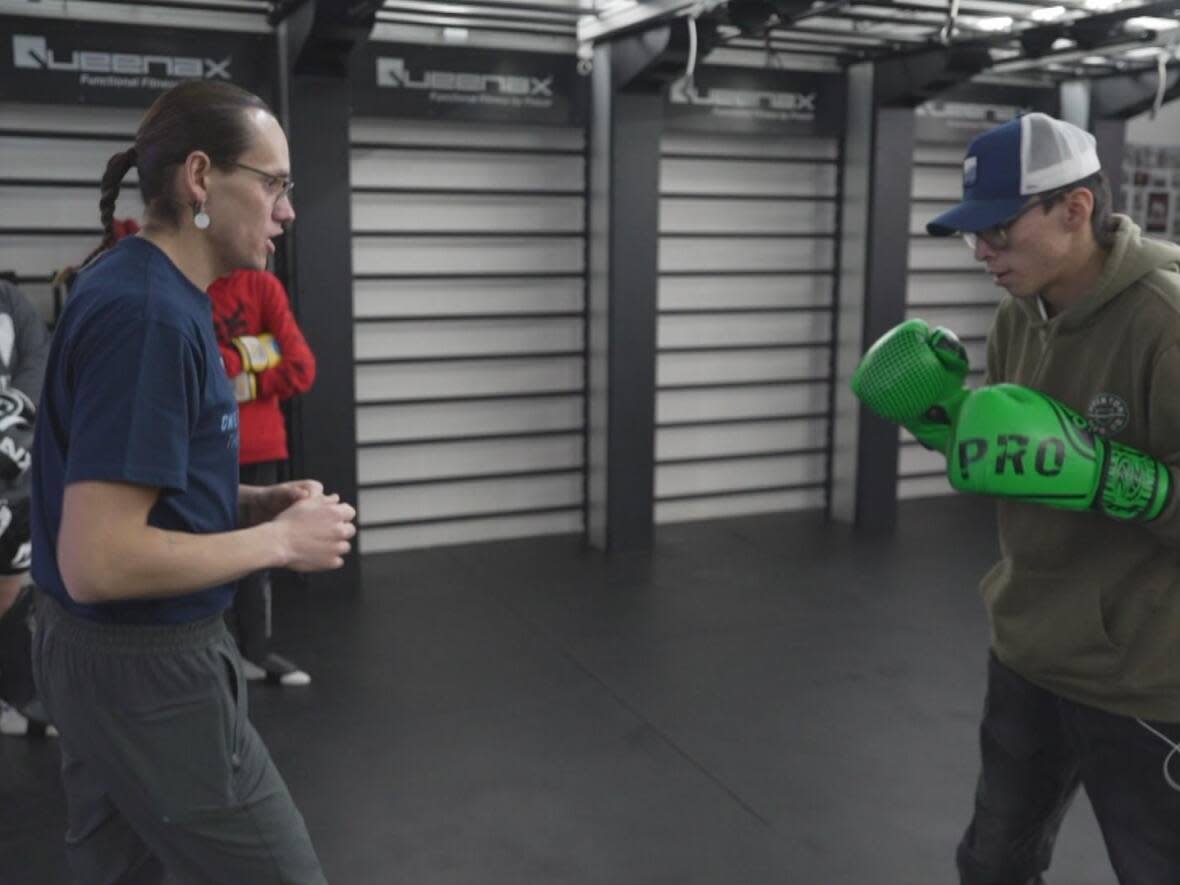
top-left (2, 496), bottom-right (1115, 883)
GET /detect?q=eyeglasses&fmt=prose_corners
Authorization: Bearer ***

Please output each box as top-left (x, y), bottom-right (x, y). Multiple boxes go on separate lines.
top-left (961, 194), bottom-right (1055, 252)
top-left (231, 162), bottom-right (294, 202)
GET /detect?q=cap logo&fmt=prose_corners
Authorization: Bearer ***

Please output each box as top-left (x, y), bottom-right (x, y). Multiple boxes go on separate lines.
top-left (963, 156), bottom-right (978, 188)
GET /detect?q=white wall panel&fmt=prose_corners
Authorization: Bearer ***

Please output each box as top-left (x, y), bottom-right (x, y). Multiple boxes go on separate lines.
top-left (907, 273), bottom-right (999, 307)
top-left (0, 186), bottom-right (144, 228)
top-left (656, 488), bottom-right (825, 524)
top-left (659, 236), bottom-right (834, 273)
top-left (661, 158), bottom-right (838, 197)
top-left (357, 396), bottom-right (584, 443)
top-left (351, 149), bottom-right (581, 191)
top-left (657, 453), bottom-right (827, 497)
top-left (351, 118), bottom-right (587, 550)
top-left (658, 273), bottom-right (832, 309)
top-left (658, 313), bottom-right (831, 349)
top-left (0, 135), bottom-right (137, 181)
top-left (898, 475), bottom-right (956, 499)
top-left (354, 277), bottom-right (584, 319)
top-left (360, 510), bottom-right (582, 554)
top-left (355, 317), bottom-right (583, 360)
top-left (0, 234), bottom-right (107, 280)
top-left (360, 473), bottom-right (581, 523)
top-left (0, 103), bottom-right (145, 324)
top-left (903, 115), bottom-right (1005, 500)
top-left (351, 117), bottom-right (584, 150)
top-left (359, 435), bottom-right (582, 483)
top-left (355, 356), bottom-right (584, 402)
top-left (661, 132), bottom-right (838, 159)
top-left (658, 348), bottom-right (827, 386)
top-left (658, 419), bottom-right (826, 459)
top-left (658, 384), bottom-right (830, 423)
top-left (353, 236), bottom-right (583, 275)
top-left (353, 192), bottom-right (583, 232)
top-left (661, 198), bottom-right (837, 233)
top-left (656, 122), bottom-right (838, 524)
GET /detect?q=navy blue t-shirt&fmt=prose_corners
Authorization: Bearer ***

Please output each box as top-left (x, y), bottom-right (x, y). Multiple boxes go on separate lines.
top-left (31, 237), bottom-right (241, 623)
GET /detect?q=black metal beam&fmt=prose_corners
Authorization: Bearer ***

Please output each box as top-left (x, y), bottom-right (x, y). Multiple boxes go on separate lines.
top-left (279, 0), bottom-right (371, 594)
top-left (1091, 64), bottom-right (1180, 120)
top-left (586, 18), bottom-right (703, 553)
top-left (872, 41), bottom-right (995, 107)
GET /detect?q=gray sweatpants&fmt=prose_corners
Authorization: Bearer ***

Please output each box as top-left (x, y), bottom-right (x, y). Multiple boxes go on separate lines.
top-left (32, 592), bottom-right (328, 885)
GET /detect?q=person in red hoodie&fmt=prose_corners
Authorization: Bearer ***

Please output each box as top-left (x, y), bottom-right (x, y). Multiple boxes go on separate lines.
top-left (209, 269), bottom-right (316, 686)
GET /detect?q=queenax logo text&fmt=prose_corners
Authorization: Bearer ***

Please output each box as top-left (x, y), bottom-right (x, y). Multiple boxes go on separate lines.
top-left (670, 81), bottom-right (817, 119)
top-left (377, 58), bottom-right (553, 99)
top-left (12, 35), bottom-right (231, 85)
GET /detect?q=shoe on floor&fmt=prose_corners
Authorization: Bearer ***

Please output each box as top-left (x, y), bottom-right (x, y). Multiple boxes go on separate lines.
top-left (1, 700), bottom-right (58, 738)
top-left (245, 653), bottom-right (311, 687)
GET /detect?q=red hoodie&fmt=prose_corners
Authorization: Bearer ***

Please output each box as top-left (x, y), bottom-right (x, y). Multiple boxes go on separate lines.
top-left (208, 270), bottom-right (316, 465)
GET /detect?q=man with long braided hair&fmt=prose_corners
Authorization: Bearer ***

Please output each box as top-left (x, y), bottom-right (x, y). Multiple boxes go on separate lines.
top-left (29, 80), bottom-right (355, 884)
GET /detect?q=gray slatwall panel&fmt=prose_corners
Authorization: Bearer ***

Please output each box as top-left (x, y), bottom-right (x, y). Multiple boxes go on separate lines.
top-left (659, 274), bottom-right (832, 309)
top-left (659, 349), bottom-right (825, 385)
top-left (356, 357), bottom-right (584, 402)
top-left (351, 118), bottom-right (587, 552)
top-left (352, 150), bottom-right (581, 191)
top-left (656, 127), bottom-right (838, 524)
top-left (901, 134), bottom-right (1001, 500)
top-left (657, 453), bottom-right (828, 496)
top-left (362, 511), bottom-right (583, 551)
top-left (353, 192), bottom-right (583, 231)
top-left (0, 103), bottom-right (144, 323)
top-left (357, 397), bottom-right (584, 443)
top-left (356, 317), bottom-right (582, 360)
top-left (353, 236), bottom-right (583, 275)
top-left (0, 186), bottom-right (145, 228)
top-left (355, 277), bottom-right (584, 318)
top-left (656, 488), bottom-right (826, 523)
top-left (360, 436), bottom-right (583, 483)
top-left (659, 383), bottom-right (831, 422)
top-left (360, 473), bottom-right (581, 524)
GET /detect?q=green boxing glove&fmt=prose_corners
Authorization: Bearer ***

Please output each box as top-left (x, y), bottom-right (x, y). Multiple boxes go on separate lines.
top-left (850, 318), bottom-right (970, 453)
top-left (948, 384), bottom-right (1171, 521)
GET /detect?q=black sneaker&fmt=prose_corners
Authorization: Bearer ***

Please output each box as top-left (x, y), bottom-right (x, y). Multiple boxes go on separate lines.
top-left (0, 699), bottom-right (58, 738)
top-left (245, 653), bottom-right (311, 687)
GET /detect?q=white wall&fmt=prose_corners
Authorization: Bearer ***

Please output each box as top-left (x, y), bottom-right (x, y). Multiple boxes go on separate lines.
top-left (1127, 100), bottom-right (1180, 145)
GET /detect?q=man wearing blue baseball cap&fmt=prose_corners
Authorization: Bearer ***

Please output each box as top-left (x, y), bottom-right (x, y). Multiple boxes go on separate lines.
top-left (854, 112), bottom-right (1180, 884)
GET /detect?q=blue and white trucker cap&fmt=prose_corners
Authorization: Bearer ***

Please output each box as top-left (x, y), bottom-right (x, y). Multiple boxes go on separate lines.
top-left (926, 112), bottom-right (1100, 237)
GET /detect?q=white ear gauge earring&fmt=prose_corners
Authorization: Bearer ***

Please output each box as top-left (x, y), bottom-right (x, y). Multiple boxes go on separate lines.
top-left (193, 203), bottom-right (211, 230)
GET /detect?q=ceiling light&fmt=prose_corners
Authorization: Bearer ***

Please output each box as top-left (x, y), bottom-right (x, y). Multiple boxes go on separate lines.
top-left (976, 16), bottom-right (1014, 31)
top-left (1084, 0), bottom-right (1123, 10)
top-left (1126, 16), bottom-right (1180, 31)
top-left (1031, 5), bottom-right (1067, 22)
top-left (1082, 55), bottom-right (1110, 64)
top-left (1052, 37), bottom-right (1075, 50)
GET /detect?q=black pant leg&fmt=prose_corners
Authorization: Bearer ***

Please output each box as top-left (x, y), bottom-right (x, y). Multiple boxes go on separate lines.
top-left (957, 652), bottom-right (1081, 885)
top-left (1065, 701), bottom-right (1180, 885)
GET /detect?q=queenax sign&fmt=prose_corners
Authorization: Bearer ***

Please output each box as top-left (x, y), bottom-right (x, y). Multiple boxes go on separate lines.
top-left (0, 16), bottom-right (275, 107)
top-left (915, 101), bottom-right (1025, 143)
top-left (666, 66), bottom-right (844, 136)
top-left (353, 43), bottom-right (586, 126)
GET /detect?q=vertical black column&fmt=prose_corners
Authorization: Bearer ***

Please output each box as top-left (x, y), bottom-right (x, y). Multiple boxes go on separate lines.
top-left (854, 106), bottom-right (915, 533)
top-left (278, 5), bottom-right (366, 593)
top-left (586, 25), bottom-right (689, 552)
top-left (1092, 117), bottom-right (1126, 201)
top-left (831, 64), bottom-right (915, 534)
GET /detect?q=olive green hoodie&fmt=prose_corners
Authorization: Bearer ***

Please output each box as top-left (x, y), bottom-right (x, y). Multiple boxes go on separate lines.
top-left (983, 215), bottom-right (1180, 721)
